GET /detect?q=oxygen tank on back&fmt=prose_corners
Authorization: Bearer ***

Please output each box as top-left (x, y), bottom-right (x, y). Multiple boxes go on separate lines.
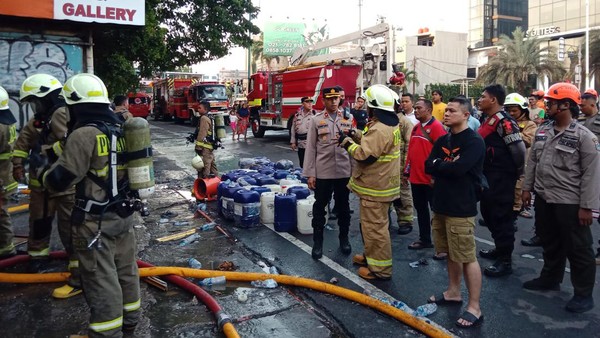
top-left (124, 117), bottom-right (155, 198)
top-left (214, 113), bottom-right (226, 140)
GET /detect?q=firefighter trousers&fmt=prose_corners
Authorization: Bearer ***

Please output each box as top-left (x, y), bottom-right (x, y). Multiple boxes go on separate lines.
top-left (360, 199), bottom-right (393, 278)
top-left (394, 182), bottom-right (413, 224)
top-left (73, 213), bottom-right (140, 338)
top-left (28, 191), bottom-right (80, 286)
top-left (0, 198), bottom-right (14, 256)
top-left (513, 175), bottom-right (524, 212)
top-left (480, 171), bottom-right (517, 258)
top-left (312, 178), bottom-right (350, 235)
top-left (535, 197), bottom-right (596, 297)
top-left (198, 147), bottom-right (219, 178)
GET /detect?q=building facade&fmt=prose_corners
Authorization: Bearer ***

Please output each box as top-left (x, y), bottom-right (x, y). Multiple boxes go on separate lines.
top-left (469, 0), bottom-right (529, 49)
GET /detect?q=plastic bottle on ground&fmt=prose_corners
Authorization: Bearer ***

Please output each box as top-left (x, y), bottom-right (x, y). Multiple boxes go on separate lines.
top-left (414, 303), bottom-right (437, 317)
top-left (373, 296), bottom-right (414, 315)
top-left (179, 233), bottom-right (200, 247)
top-left (198, 276), bottom-right (226, 286)
top-left (250, 279), bottom-right (278, 288)
top-left (269, 266), bottom-right (279, 275)
top-left (188, 258), bottom-right (203, 269)
top-left (199, 222), bottom-right (216, 231)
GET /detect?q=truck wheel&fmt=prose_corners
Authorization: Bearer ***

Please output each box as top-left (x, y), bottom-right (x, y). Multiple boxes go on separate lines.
top-left (251, 118), bottom-right (265, 138)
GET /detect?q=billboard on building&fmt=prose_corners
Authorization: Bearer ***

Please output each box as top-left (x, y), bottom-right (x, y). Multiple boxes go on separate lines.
top-left (0, 0), bottom-right (145, 26)
top-left (263, 21), bottom-right (329, 57)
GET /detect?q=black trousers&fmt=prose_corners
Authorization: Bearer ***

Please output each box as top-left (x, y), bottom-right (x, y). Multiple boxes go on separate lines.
top-left (298, 148), bottom-right (306, 168)
top-left (312, 178), bottom-right (350, 234)
top-left (480, 171), bottom-right (517, 257)
top-left (535, 197), bottom-right (596, 297)
top-left (411, 183), bottom-right (433, 244)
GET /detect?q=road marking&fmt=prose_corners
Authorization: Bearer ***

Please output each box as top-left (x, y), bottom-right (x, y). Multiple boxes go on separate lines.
top-left (274, 145), bottom-right (292, 150)
top-left (262, 223), bottom-right (455, 336)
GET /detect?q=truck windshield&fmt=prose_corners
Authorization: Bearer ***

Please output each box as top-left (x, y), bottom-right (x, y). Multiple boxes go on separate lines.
top-left (197, 85), bottom-right (227, 101)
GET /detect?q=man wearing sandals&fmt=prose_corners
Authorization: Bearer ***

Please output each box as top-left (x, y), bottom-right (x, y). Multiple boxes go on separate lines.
top-left (425, 97), bottom-right (485, 328)
top-left (403, 99), bottom-right (446, 257)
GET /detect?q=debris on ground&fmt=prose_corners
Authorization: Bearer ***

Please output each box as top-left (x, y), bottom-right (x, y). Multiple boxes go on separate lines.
top-left (218, 261), bottom-right (236, 271)
top-left (329, 277), bottom-right (339, 284)
top-left (409, 258), bottom-right (429, 268)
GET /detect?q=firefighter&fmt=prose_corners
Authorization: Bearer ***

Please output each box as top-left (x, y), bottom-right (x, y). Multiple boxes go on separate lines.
top-left (0, 86), bottom-right (17, 259)
top-left (394, 102), bottom-right (415, 235)
top-left (43, 73), bottom-right (141, 336)
top-left (303, 87), bottom-right (353, 260)
top-left (112, 95), bottom-right (133, 122)
top-left (290, 96), bottom-right (316, 168)
top-left (339, 84), bottom-right (401, 280)
top-left (477, 84), bottom-right (525, 278)
top-left (522, 82), bottom-right (600, 313)
top-left (13, 74), bottom-right (80, 298)
top-left (195, 101), bottom-right (218, 178)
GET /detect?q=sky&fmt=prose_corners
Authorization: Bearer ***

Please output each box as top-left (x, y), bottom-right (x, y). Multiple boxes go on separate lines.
top-left (193, 0), bottom-right (470, 74)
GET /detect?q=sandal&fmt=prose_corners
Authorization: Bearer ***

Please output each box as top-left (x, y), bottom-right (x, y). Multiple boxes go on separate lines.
top-left (408, 241), bottom-right (434, 250)
top-left (428, 292), bottom-right (462, 305)
top-left (456, 311), bottom-right (484, 328)
top-left (519, 209), bottom-right (533, 218)
top-left (433, 252), bottom-right (448, 260)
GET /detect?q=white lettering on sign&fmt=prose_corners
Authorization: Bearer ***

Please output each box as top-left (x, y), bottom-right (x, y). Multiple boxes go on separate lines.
top-left (525, 26), bottom-right (561, 38)
top-left (54, 0), bottom-right (145, 26)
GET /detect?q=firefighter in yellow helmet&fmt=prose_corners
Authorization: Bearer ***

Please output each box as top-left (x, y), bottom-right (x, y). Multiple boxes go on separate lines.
top-left (43, 73), bottom-right (141, 336)
top-left (13, 73), bottom-right (81, 298)
top-left (339, 84), bottom-right (401, 280)
top-left (0, 86), bottom-right (18, 259)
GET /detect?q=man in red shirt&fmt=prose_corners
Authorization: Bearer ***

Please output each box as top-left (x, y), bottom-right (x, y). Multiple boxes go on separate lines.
top-left (404, 99), bottom-right (447, 254)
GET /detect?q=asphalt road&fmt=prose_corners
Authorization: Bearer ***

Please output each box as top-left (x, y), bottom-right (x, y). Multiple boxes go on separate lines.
top-left (1, 118), bottom-right (599, 337)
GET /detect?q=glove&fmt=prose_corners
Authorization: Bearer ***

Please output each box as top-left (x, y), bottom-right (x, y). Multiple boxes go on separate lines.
top-left (13, 164), bottom-right (25, 182)
top-left (346, 129), bottom-right (357, 138)
top-left (337, 132), bottom-right (349, 146)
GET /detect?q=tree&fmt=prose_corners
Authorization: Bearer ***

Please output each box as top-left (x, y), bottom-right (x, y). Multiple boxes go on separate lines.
top-left (399, 67), bottom-right (419, 94)
top-left (588, 29), bottom-right (600, 80)
top-left (476, 27), bottom-right (566, 94)
top-left (94, 0), bottom-right (260, 96)
top-left (250, 33), bottom-right (273, 73)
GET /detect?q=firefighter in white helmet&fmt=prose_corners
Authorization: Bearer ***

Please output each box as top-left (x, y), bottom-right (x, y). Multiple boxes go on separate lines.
top-left (43, 73), bottom-right (141, 337)
top-left (339, 84), bottom-right (401, 280)
top-left (0, 86), bottom-right (17, 259)
top-left (13, 73), bottom-right (81, 298)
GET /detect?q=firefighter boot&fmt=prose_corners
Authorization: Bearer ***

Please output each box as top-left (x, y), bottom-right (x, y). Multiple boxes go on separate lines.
top-left (52, 284), bottom-right (82, 299)
top-left (339, 226), bottom-right (351, 255)
top-left (312, 227), bottom-right (324, 260)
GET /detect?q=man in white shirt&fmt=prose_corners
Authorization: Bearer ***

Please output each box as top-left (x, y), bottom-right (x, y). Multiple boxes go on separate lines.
top-left (401, 93), bottom-right (419, 126)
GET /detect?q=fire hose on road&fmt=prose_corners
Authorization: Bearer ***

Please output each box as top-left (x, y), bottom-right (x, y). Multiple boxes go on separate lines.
top-left (0, 253), bottom-right (454, 338)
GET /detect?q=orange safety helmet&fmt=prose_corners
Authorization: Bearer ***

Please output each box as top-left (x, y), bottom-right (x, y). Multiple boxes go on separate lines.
top-left (584, 88), bottom-right (598, 97)
top-left (532, 90), bottom-right (545, 98)
top-left (544, 82), bottom-right (581, 105)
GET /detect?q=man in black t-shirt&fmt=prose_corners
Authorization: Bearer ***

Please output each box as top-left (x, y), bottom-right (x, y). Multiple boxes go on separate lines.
top-left (425, 97), bottom-right (485, 328)
top-left (351, 95), bottom-right (368, 131)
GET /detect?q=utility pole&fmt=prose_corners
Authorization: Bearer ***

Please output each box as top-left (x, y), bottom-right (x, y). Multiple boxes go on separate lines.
top-left (585, 0), bottom-right (590, 89)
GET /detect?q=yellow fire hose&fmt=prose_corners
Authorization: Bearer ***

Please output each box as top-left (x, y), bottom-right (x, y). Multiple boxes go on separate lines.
top-left (8, 204), bottom-right (29, 214)
top-left (0, 268), bottom-right (454, 337)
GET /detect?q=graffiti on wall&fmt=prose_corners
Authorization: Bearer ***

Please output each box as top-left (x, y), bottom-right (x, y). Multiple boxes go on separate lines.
top-left (0, 33), bottom-right (84, 129)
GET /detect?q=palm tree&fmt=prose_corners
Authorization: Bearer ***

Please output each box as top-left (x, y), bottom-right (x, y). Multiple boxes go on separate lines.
top-left (250, 33), bottom-right (272, 73)
top-left (401, 67), bottom-right (420, 94)
top-left (476, 27), bottom-right (566, 93)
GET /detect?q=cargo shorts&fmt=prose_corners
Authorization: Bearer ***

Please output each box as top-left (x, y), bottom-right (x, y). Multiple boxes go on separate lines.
top-left (432, 214), bottom-right (476, 263)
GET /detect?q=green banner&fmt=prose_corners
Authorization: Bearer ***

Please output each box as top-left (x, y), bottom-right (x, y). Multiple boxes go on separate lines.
top-left (263, 22), bottom-right (306, 56)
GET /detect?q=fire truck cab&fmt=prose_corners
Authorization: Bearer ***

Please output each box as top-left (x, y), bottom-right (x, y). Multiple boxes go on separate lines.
top-left (127, 92), bottom-right (151, 119)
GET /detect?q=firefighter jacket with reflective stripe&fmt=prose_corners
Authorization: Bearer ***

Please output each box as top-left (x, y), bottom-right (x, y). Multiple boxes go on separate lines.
top-left (195, 115), bottom-right (213, 150)
top-left (397, 113), bottom-right (413, 170)
top-left (0, 123), bottom-right (17, 196)
top-left (44, 125), bottom-right (128, 207)
top-left (303, 110), bottom-right (352, 179)
top-left (12, 106), bottom-right (72, 195)
top-left (344, 119), bottom-right (401, 202)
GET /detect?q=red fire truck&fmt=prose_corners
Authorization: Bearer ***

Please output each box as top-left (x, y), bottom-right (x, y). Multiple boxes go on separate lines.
top-left (152, 75), bottom-right (197, 121)
top-left (171, 82), bottom-right (229, 125)
top-left (127, 92), bottom-right (151, 119)
top-left (247, 22), bottom-right (393, 138)
top-left (247, 64), bottom-right (361, 137)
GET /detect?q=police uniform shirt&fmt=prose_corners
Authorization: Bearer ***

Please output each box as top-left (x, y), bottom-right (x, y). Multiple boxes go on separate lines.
top-left (290, 107), bottom-right (314, 149)
top-left (581, 113), bottom-right (600, 138)
top-left (523, 121), bottom-right (600, 209)
top-left (303, 110), bottom-right (352, 179)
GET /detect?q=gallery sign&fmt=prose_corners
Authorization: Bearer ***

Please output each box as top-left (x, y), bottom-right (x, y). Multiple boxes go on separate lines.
top-left (0, 0), bottom-right (145, 26)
